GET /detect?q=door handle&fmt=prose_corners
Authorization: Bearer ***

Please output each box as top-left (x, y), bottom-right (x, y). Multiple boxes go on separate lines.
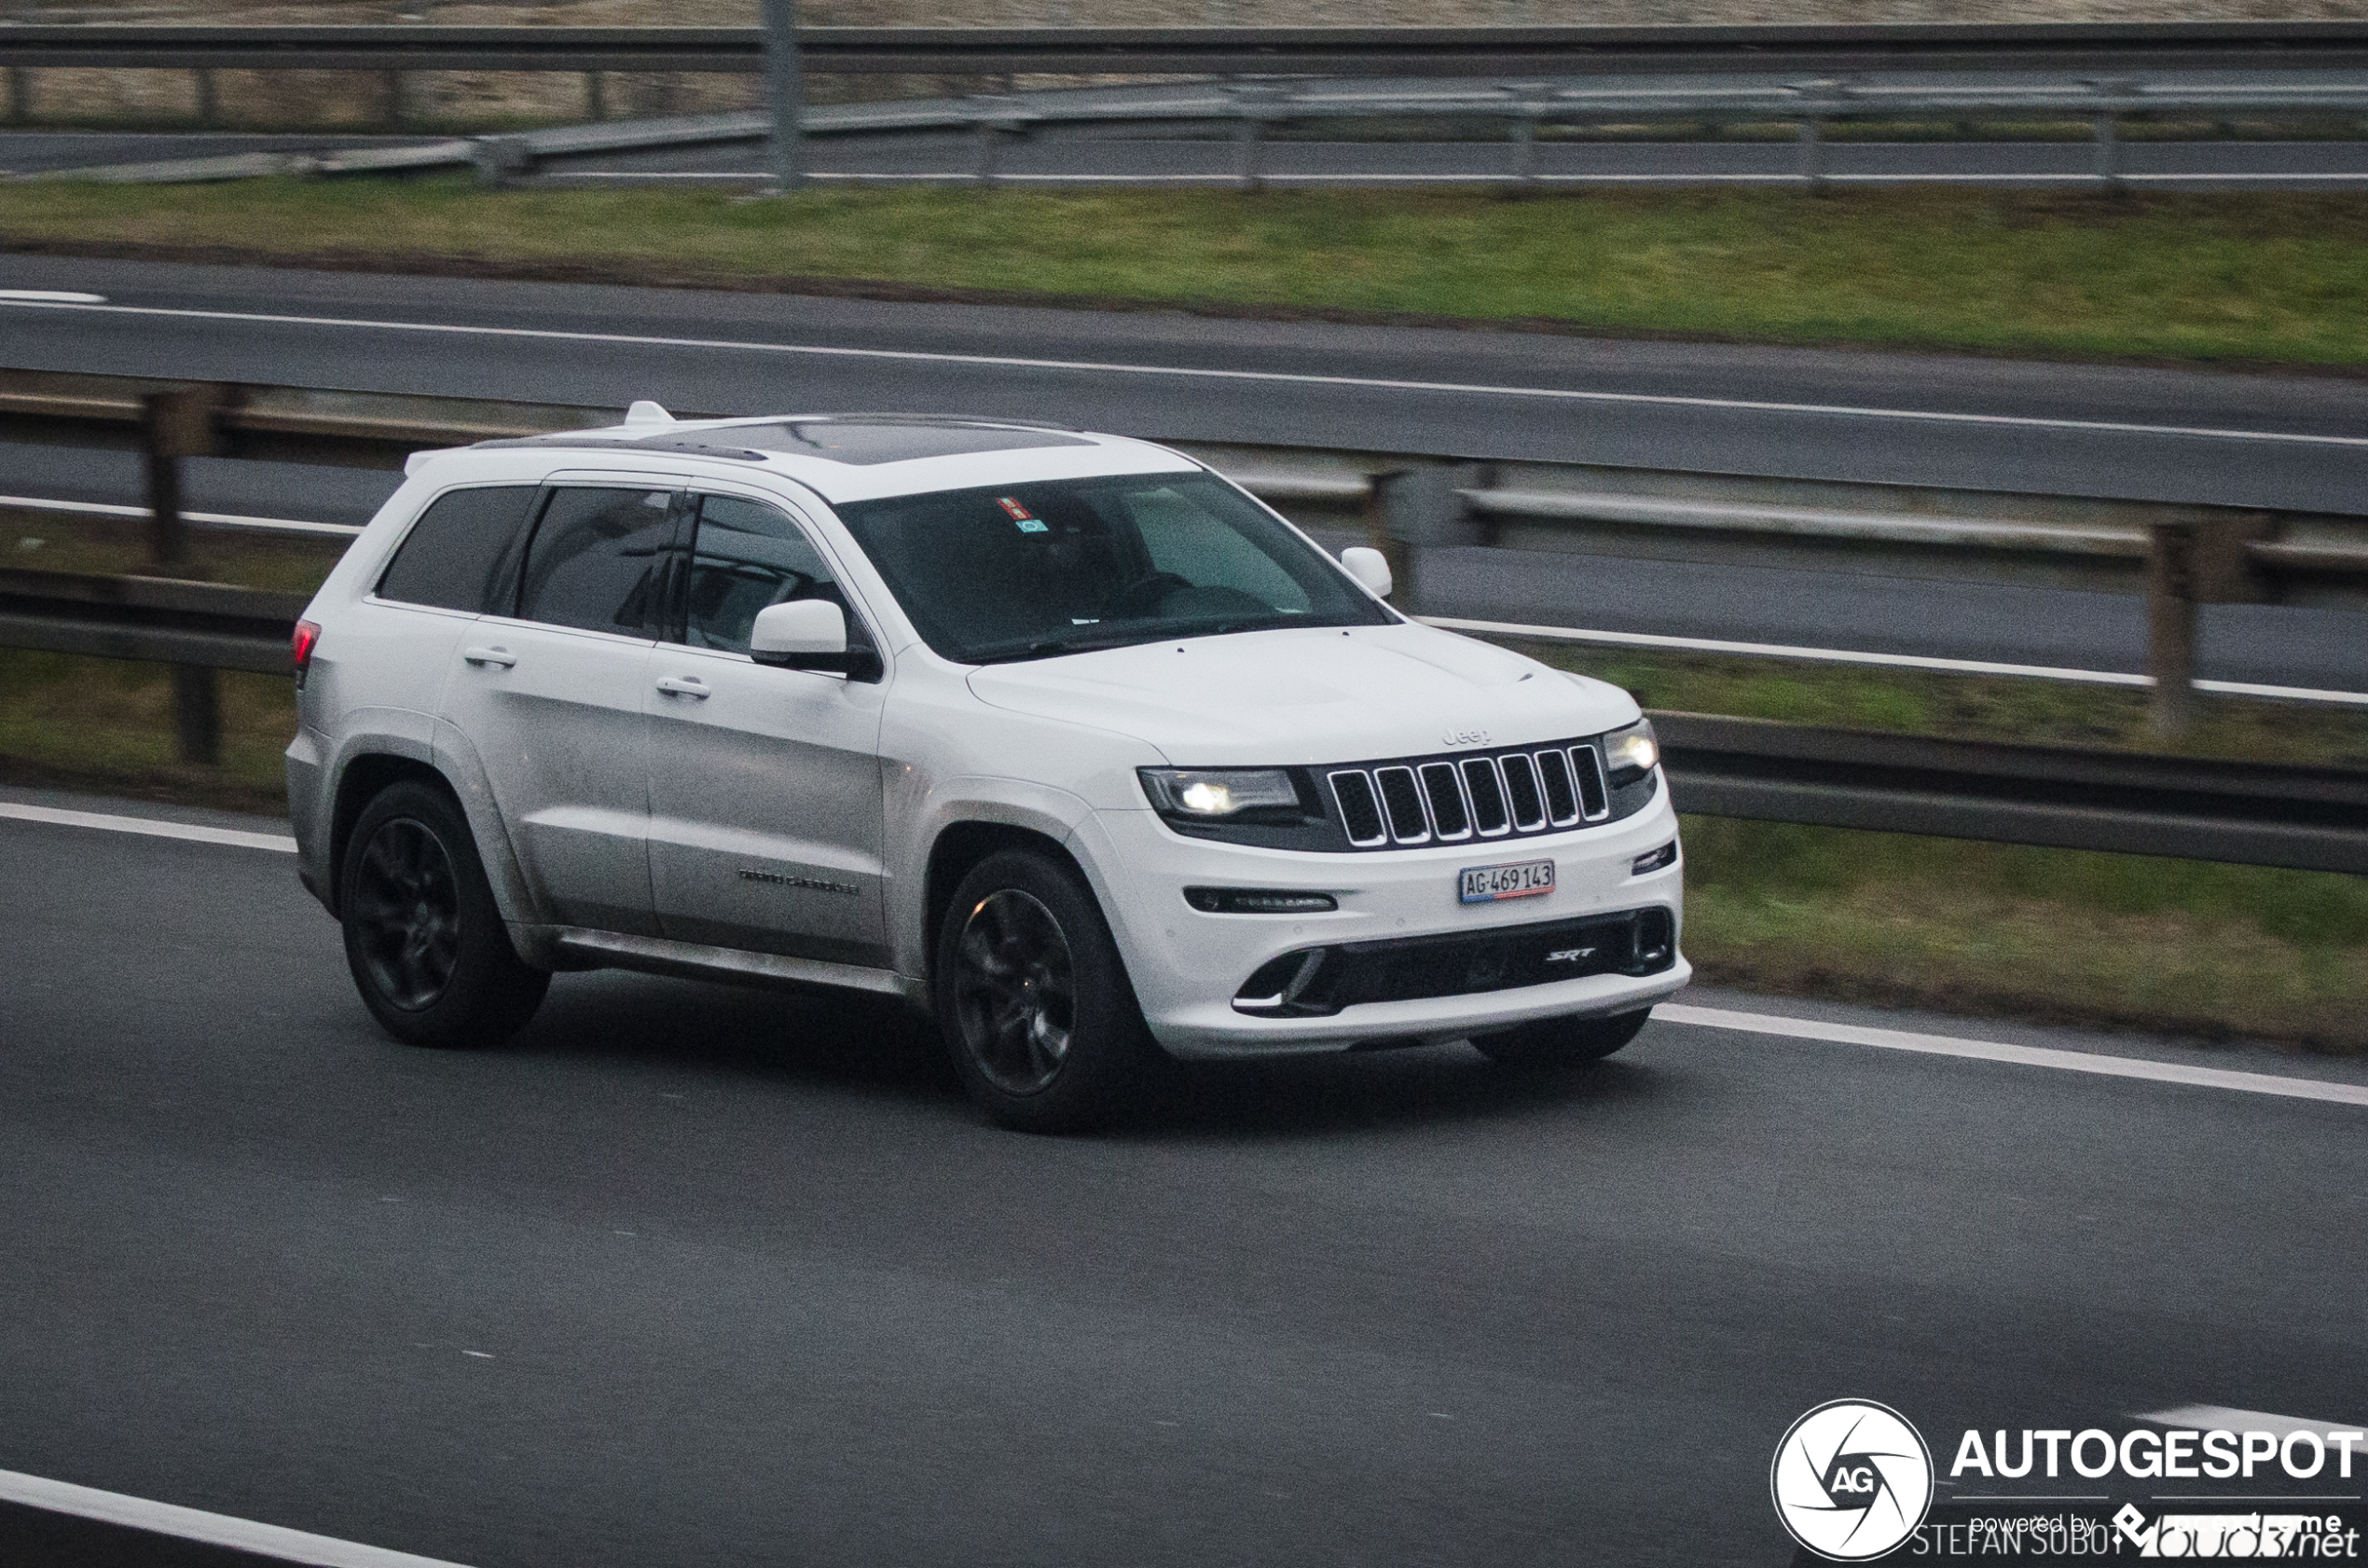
top-left (655, 675), bottom-right (711, 698)
top-left (462, 646), bottom-right (516, 668)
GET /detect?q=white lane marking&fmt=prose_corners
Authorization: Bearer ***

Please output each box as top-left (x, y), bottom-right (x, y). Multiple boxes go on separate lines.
top-left (2, 298), bottom-right (2365, 450)
top-left (550, 171), bottom-right (2368, 188)
top-left (1657, 1003), bottom-right (2368, 1107)
top-left (0, 1465), bottom-right (473, 1568)
top-left (0, 801), bottom-right (296, 853)
top-left (0, 492), bottom-right (360, 536)
top-left (1422, 615), bottom-right (2368, 708)
top-left (0, 288), bottom-right (105, 304)
top-left (2138, 1405), bottom-right (2367, 1439)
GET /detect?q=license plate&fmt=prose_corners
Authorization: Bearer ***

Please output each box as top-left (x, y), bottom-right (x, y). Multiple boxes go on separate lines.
top-left (1460, 859), bottom-right (1556, 904)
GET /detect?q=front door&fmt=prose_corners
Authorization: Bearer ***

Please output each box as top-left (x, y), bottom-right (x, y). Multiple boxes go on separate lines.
top-left (643, 490), bottom-right (890, 968)
top-left (436, 482), bottom-right (673, 936)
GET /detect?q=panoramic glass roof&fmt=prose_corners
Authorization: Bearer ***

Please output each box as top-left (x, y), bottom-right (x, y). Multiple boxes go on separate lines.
top-left (719, 420), bottom-right (1095, 466)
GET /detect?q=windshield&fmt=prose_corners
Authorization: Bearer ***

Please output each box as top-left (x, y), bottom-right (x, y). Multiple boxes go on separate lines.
top-left (833, 472), bottom-right (1396, 665)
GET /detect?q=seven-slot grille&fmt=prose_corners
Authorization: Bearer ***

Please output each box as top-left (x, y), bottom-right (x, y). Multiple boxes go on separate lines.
top-left (1329, 739), bottom-right (1612, 849)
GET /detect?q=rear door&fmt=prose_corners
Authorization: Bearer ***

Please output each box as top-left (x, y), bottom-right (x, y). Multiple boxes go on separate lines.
top-left (436, 479), bottom-right (678, 936)
top-left (642, 489), bottom-right (890, 968)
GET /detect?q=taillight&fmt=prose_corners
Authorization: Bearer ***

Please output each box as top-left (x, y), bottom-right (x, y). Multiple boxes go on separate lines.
top-left (291, 619), bottom-right (322, 689)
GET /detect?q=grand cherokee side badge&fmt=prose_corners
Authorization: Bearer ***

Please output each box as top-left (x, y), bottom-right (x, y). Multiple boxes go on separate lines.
top-left (738, 868), bottom-right (860, 897)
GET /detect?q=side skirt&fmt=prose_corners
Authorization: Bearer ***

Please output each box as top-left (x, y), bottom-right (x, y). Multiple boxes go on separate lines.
top-left (550, 927), bottom-right (929, 1008)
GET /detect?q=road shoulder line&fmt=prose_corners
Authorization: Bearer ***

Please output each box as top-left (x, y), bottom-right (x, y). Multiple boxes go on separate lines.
top-left (0, 801), bottom-right (296, 852)
top-left (0, 1466), bottom-right (471, 1568)
top-left (1658, 1002), bottom-right (2368, 1107)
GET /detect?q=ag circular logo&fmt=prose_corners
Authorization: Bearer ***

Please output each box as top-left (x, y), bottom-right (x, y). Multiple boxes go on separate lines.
top-left (1770, 1399), bottom-right (1934, 1561)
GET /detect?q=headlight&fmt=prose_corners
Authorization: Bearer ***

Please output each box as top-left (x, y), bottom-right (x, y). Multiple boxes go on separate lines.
top-left (1139, 767), bottom-right (1300, 818)
top-left (1603, 718), bottom-right (1659, 783)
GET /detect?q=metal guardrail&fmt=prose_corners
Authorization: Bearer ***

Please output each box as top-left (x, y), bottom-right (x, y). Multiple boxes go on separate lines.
top-left (9, 21), bottom-right (2368, 78)
top-left (14, 23), bottom-right (2368, 188)
top-left (2, 555), bottom-right (2358, 872)
top-left (23, 68), bottom-right (2368, 189)
top-left (0, 365), bottom-right (2363, 873)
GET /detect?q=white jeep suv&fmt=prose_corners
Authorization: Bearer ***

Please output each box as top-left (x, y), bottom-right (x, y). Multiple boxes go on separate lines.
top-left (286, 409), bottom-right (1688, 1130)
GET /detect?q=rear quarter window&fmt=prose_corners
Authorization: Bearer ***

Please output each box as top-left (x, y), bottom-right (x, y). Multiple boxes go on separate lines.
top-left (374, 485), bottom-right (540, 613)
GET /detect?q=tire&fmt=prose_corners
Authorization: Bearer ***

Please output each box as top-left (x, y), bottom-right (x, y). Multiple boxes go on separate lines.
top-left (338, 778), bottom-right (549, 1050)
top-left (1472, 1008), bottom-right (1652, 1070)
top-left (934, 847), bottom-right (1154, 1134)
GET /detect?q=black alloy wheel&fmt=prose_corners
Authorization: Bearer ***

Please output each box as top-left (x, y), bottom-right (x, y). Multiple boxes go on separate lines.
top-left (347, 817), bottom-right (461, 1011)
top-left (338, 777), bottom-right (549, 1050)
top-left (951, 888), bottom-right (1077, 1096)
top-left (934, 846), bottom-right (1157, 1133)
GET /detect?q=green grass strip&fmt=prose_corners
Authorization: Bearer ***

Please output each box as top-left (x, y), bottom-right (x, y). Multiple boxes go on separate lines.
top-left (8, 180), bottom-right (2368, 366)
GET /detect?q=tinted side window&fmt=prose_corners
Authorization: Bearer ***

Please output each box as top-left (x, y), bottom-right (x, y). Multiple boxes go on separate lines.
top-left (374, 486), bottom-right (538, 613)
top-left (681, 495), bottom-right (858, 655)
top-left (516, 488), bottom-right (675, 637)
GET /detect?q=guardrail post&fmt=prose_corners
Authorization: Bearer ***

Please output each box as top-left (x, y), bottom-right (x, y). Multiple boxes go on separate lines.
top-left (142, 388), bottom-right (225, 766)
top-left (472, 136), bottom-right (534, 188)
top-left (194, 68), bottom-right (218, 128)
top-left (763, 0), bottom-right (804, 192)
top-left (2093, 113), bottom-right (2120, 188)
top-left (7, 63), bottom-right (29, 126)
top-left (2147, 520), bottom-right (2199, 738)
top-left (1797, 117), bottom-right (1824, 193)
top-left (585, 71), bottom-right (607, 122)
top-left (1230, 84), bottom-right (1285, 192)
top-left (970, 96), bottom-right (1018, 186)
top-left (1376, 463), bottom-right (1486, 616)
top-left (1509, 110), bottom-right (1540, 188)
top-left (381, 69), bottom-right (406, 128)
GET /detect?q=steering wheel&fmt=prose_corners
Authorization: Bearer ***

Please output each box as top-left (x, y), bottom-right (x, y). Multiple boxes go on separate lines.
top-left (1102, 571), bottom-right (1194, 619)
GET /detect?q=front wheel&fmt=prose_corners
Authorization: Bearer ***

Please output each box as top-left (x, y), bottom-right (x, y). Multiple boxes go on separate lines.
top-left (339, 778), bottom-right (548, 1049)
top-left (935, 847), bottom-right (1154, 1134)
top-left (1472, 1009), bottom-right (1651, 1070)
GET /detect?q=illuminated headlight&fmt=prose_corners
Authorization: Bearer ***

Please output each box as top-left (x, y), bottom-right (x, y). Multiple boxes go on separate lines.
top-left (1604, 719), bottom-right (1659, 783)
top-left (1139, 767), bottom-right (1300, 818)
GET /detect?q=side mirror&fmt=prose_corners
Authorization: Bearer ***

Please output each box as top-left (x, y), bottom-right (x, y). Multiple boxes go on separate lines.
top-left (750, 599), bottom-right (880, 681)
top-left (1341, 545), bottom-right (1393, 600)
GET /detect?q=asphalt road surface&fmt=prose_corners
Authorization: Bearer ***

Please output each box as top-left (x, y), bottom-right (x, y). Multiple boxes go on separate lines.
top-left (2, 789), bottom-right (2363, 1566)
top-left (1, 254), bottom-right (2363, 686)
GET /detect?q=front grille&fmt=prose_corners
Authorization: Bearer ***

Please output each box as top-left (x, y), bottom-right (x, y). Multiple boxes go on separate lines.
top-left (1234, 906), bottom-right (1677, 1016)
top-left (1327, 736), bottom-right (1631, 852)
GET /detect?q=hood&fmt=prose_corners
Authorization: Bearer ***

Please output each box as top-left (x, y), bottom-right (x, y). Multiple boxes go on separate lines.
top-left (966, 623), bottom-right (1640, 766)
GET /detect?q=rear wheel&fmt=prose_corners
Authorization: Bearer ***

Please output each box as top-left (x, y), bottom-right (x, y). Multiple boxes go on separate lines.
top-left (339, 779), bottom-right (548, 1049)
top-left (936, 847), bottom-right (1153, 1134)
top-left (1472, 1009), bottom-right (1651, 1070)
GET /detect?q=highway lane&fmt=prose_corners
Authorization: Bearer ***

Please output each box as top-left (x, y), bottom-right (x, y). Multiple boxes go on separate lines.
top-left (0, 254), bottom-right (2363, 685)
top-left (1, 791), bottom-right (2362, 1566)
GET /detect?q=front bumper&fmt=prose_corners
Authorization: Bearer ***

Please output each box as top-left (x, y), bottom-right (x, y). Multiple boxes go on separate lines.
top-left (1071, 775), bottom-right (1688, 1059)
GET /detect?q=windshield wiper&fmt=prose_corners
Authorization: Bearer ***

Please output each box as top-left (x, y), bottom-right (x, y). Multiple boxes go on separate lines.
top-left (967, 614), bottom-right (1333, 666)
top-left (968, 627), bottom-right (1167, 665)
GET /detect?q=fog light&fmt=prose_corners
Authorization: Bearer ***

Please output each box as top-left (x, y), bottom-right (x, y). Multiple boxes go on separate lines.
top-left (1186, 887), bottom-right (1338, 915)
top-left (1631, 842), bottom-right (1677, 875)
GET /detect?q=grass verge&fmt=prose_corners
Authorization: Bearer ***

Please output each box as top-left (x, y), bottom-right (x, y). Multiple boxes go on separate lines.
top-left (1682, 817), bottom-right (2368, 1053)
top-left (7, 180), bottom-right (2368, 367)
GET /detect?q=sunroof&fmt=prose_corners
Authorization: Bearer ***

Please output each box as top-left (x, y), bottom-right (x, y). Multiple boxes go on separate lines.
top-left (722, 420), bottom-right (1094, 466)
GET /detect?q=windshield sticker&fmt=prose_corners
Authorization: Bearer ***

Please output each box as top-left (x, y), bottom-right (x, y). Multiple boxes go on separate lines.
top-left (996, 496), bottom-right (1049, 532)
